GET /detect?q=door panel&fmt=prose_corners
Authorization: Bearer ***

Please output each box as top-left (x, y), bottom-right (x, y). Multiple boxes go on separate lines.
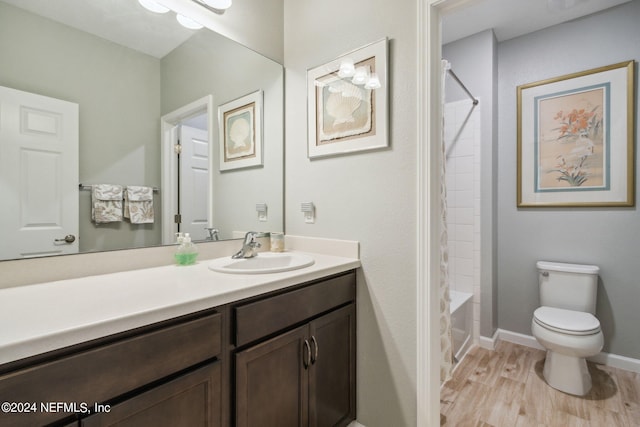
top-left (235, 325), bottom-right (309, 427)
top-left (0, 85), bottom-right (79, 259)
top-left (309, 304), bottom-right (356, 427)
top-left (179, 125), bottom-right (209, 241)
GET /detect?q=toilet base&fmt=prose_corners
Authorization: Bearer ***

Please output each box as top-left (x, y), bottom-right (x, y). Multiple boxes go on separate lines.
top-left (543, 350), bottom-right (592, 396)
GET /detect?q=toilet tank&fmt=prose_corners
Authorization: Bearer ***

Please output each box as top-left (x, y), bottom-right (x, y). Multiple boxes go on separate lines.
top-left (537, 261), bottom-right (600, 314)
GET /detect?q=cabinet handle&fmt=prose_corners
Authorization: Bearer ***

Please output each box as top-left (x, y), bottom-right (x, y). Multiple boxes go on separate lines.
top-left (310, 336), bottom-right (318, 364)
top-left (303, 339), bottom-right (311, 369)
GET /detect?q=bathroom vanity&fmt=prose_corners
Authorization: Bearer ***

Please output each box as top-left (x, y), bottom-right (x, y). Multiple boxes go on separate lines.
top-left (0, 249), bottom-right (359, 427)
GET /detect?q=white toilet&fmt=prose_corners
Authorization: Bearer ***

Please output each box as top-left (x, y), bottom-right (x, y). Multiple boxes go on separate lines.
top-left (531, 261), bottom-right (604, 396)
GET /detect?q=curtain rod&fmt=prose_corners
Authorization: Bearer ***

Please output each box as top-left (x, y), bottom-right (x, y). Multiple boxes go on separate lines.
top-left (447, 69), bottom-right (479, 105)
top-left (79, 184), bottom-right (159, 193)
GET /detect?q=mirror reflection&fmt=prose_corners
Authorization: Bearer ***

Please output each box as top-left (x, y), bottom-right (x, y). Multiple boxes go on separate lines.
top-left (0, 0), bottom-right (284, 261)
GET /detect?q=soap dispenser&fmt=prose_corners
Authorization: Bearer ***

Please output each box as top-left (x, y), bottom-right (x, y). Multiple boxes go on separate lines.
top-left (175, 233), bottom-right (198, 265)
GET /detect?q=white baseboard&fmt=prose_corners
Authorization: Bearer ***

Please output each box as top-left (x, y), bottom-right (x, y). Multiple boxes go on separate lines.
top-left (496, 328), bottom-right (640, 373)
top-left (478, 329), bottom-right (500, 350)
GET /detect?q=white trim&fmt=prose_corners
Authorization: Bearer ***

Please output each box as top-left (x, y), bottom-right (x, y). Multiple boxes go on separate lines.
top-left (496, 328), bottom-right (640, 373)
top-left (478, 329), bottom-right (499, 350)
top-left (418, 1), bottom-right (485, 426)
top-left (347, 422), bottom-right (366, 427)
top-left (160, 95), bottom-right (214, 245)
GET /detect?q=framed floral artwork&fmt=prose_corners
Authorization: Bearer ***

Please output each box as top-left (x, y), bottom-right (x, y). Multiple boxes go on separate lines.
top-left (517, 61), bottom-right (635, 207)
top-left (218, 90), bottom-right (263, 171)
top-left (307, 38), bottom-right (388, 158)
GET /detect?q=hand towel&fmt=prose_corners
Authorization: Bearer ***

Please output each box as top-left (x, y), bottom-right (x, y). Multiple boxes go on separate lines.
top-left (92, 184), bottom-right (123, 223)
top-left (124, 186), bottom-right (154, 224)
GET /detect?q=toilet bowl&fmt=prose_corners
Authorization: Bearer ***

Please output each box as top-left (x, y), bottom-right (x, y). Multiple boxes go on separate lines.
top-left (532, 306), bottom-right (603, 396)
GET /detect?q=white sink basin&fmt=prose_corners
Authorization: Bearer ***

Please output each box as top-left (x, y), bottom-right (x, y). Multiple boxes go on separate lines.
top-left (208, 252), bottom-right (315, 274)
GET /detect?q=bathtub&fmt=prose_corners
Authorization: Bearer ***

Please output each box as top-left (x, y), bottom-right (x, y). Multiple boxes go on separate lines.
top-left (450, 290), bottom-right (473, 364)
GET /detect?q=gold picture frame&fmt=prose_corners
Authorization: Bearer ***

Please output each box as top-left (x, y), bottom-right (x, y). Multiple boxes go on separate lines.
top-left (218, 90), bottom-right (263, 171)
top-left (517, 60), bottom-right (635, 207)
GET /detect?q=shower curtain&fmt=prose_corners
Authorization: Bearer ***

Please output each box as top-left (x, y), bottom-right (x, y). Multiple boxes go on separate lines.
top-left (439, 60), bottom-right (453, 384)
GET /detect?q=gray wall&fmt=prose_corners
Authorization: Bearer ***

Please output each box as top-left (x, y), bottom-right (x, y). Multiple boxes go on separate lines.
top-left (284, 0), bottom-right (418, 425)
top-left (497, 1), bottom-right (640, 358)
top-left (161, 30), bottom-right (284, 239)
top-left (0, 2), bottom-right (162, 253)
top-left (443, 29), bottom-right (499, 339)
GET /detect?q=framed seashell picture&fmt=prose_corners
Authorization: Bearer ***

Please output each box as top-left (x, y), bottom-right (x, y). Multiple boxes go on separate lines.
top-left (307, 38), bottom-right (388, 158)
top-left (218, 90), bottom-right (263, 171)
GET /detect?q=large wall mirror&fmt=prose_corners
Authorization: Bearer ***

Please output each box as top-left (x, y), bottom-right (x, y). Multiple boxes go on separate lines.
top-left (0, 0), bottom-right (284, 261)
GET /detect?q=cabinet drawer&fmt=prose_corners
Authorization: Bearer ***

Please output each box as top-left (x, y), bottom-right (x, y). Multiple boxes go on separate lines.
top-left (234, 272), bottom-right (355, 347)
top-left (82, 362), bottom-right (222, 427)
top-left (0, 312), bottom-right (222, 427)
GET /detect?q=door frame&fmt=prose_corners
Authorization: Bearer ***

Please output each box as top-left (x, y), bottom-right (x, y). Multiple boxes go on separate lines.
top-left (417, 0), bottom-right (477, 426)
top-left (160, 95), bottom-right (214, 245)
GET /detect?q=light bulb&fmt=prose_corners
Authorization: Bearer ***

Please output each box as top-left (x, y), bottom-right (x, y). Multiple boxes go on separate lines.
top-left (364, 73), bottom-right (381, 90)
top-left (202, 0), bottom-right (233, 10)
top-left (138, 0), bottom-right (170, 13)
top-left (351, 67), bottom-right (369, 85)
top-left (176, 14), bottom-right (204, 30)
top-left (338, 58), bottom-right (355, 78)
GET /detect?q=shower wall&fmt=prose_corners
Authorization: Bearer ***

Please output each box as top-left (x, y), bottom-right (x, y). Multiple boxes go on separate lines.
top-left (443, 28), bottom-right (498, 342)
top-left (444, 99), bottom-right (481, 342)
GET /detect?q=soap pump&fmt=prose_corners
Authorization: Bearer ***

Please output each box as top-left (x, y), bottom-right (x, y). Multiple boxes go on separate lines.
top-left (174, 232), bottom-right (198, 266)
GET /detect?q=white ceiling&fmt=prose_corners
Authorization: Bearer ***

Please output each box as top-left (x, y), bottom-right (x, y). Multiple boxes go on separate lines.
top-left (1, 0), bottom-right (195, 58)
top-left (3, 0), bottom-right (632, 57)
top-left (442, 0), bottom-right (631, 44)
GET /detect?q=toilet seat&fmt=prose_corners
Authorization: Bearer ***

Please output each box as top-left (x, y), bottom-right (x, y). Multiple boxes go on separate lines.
top-left (533, 306), bottom-right (600, 336)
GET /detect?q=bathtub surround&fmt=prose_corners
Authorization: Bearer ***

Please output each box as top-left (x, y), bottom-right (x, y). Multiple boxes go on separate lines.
top-left (443, 98), bottom-right (481, 349)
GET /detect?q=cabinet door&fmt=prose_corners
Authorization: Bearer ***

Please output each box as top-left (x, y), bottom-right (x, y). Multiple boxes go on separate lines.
top-left (309, 304), bottom-right (356, 427)
top-left (81, 362), bottom-right (221, 427)
top-left (235, 325), bottom-right (309, 427)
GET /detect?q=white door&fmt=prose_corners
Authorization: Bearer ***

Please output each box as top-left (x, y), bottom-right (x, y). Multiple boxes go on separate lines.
top-left (179, 124), bottom-right (209, 241)
top-left (0, 86), bottom-right (79, 259)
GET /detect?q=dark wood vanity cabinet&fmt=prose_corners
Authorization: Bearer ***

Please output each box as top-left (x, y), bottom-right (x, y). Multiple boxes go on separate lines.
top-left (234, 272), bottom-right (356, 427)
top-left (0, 310), bottom-right (223, 427)
top-left (0, 269), bottom-right (356, 427)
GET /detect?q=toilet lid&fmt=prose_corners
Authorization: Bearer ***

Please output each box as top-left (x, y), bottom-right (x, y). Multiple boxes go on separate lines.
top-left (534, 306), bottom-right (601, 336)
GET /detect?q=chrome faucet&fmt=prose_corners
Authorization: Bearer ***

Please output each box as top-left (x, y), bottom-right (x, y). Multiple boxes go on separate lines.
top-left (205, 227), bottom-right (220, 241)
top-left (232, 231), bottom-right (268, 259)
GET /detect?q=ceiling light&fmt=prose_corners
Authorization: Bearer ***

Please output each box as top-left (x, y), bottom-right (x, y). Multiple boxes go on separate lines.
top-left (138, 0), bottom-right (170, 14)
top-left (202, 0), bottom-right (233, 10)
top-left (176, 14), bottom-right (204, 29)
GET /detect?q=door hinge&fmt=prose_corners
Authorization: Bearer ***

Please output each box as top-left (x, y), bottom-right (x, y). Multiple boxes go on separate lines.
top-left (174, 214), bottom-right (182, 224)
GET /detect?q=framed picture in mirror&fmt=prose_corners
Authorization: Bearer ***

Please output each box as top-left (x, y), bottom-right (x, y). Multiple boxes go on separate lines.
top-left (219, 90), bottom-right (263, 171)
top-left (307, 38), bottom-right (388, 159)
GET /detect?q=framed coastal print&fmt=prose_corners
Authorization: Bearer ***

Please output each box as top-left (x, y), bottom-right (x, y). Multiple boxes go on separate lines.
top-left (307, 38), bottom-right (388, 158)
top-left (517, 60), bottom-right (635, 207)
top-left (218, 90), bottom-right (263, 171)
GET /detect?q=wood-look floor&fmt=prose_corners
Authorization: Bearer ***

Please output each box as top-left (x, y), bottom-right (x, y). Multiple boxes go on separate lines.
top-left (440, 341), bottom-right (640, 426)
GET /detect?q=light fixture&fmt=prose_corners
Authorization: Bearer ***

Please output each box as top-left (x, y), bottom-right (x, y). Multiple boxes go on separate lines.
top-left (138, 0), bottom-right (170, 13)
top-left (351, 67), bottom-right (369, 85)
top-left (201, 0), bottom-right (233, 10)
top-left (176, 14), bottom-right (204, 29)
top-left (338, 58), bottom-right (355, 78)
top-left (364, 73), bottom-right (381, 90)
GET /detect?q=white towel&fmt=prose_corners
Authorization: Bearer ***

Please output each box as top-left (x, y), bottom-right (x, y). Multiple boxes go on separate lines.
top-left (124, 186), bottom-right (154, 224)
top-left (92, 184), bottom-right (123, 223)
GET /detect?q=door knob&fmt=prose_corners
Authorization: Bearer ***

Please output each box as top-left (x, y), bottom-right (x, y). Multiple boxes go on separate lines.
top-left (55, 234), bottom-right (76, 244)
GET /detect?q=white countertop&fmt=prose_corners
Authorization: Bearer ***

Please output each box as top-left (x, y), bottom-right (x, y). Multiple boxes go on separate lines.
top-left (0, 251), bottom-right (360, 366)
